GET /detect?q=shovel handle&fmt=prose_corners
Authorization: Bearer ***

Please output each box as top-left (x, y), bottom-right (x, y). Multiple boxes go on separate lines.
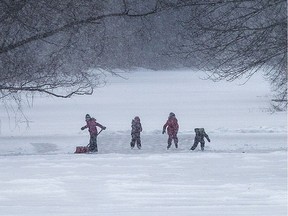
top-left (86, 129), bottom-right (104, 148)
top-left (97, 128), bottom-right (103, 136)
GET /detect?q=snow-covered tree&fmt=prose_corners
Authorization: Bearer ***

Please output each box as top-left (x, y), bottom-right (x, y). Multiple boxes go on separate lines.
top-left (0, 0), bottom-right (159, 99)
top-left (1, 0), bottom-right (286, 109)
top-left (172, 0), bottom-right (287, 109)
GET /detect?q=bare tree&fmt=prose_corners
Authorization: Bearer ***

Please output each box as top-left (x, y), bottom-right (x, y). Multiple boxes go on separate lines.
top-left (1, 0), bottom-right (286, 111)
top-left (0, 0), bottom-right (159, 101)
top-left (172, 0), bottom-right (287, 109)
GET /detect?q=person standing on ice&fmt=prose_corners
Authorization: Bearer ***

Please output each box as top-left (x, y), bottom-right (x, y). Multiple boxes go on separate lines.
top-left (130, 116), bottom-right (143, 149)
top-left (190, 128), bottom-right (210, 151)
top-left (162, 112), bottom-right (179, 149)
top-left (81, 114), bottom-right (106, 152)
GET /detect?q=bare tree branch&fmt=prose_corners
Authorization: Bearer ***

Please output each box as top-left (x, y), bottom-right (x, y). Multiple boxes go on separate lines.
top-left (172, 0), bottom-right (287, 109)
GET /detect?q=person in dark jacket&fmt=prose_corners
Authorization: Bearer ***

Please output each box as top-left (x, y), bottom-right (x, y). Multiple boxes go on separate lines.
top-left (190, 128), bottom-right (210, 151)
top-left (81, 114), bottom-right (106, 152)
top-left (162, 112), bottom-right (179, 149)
top-left (130, 116), bottom-right (143, 149)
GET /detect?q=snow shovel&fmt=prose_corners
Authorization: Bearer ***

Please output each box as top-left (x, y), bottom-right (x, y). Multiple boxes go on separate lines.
top-left (74, 129), bottom-right (104, 154)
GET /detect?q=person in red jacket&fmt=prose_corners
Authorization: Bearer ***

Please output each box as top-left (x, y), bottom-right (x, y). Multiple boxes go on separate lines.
top-left (81, 114), bottom-right (106, 152)
top-left (162, 112), bottom-right (179, 149)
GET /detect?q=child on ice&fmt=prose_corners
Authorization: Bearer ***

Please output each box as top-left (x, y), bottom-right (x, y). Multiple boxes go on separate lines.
top-left (190, 128), bottom-right (211, 151)
top-left (81, 114), bottom-right (106, 152)
top-left (130, 116), bottom-right (142, 149)
top-left (162, 112), bottom-right (179, 149)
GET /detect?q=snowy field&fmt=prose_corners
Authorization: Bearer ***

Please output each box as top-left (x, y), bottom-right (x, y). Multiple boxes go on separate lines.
top-left (0, 69), bottom-right (287, 216)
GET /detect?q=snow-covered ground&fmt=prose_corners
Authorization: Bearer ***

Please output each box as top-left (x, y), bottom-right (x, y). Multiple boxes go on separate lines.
top-left (0, 69), bottom-right (287, 216)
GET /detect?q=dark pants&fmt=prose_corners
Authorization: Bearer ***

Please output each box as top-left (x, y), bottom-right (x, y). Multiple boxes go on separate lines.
top-left (89, 134), bottom-right (98, 152)
top-left (191, 139), bottom-right (205, 151)
top-left (167, 134), bottom-right (178, 149)
top-left (131, 133), bottom-right (141, 149)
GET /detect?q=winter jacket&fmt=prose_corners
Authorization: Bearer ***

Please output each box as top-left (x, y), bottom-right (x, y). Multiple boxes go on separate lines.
top-left (194, 128), bottom-right (210, 142)
top-left (163, 116), bottom-right (179, 136)
top-left (81, 118), bottom-right (105, 136)
top-left (131, 119), bottom-right (142, 134)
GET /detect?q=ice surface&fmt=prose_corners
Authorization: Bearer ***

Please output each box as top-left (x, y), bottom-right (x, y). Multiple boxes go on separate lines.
top-left (0, 69), bottom-right (287, 216)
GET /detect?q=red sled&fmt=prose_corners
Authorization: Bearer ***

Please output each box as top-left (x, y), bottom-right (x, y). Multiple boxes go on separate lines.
top-left (75, 129), bottom-right (104, 154)
top-left (74, 129), bottom-right (103, 154)
top-left (74, 146), bottom-right (89, 154)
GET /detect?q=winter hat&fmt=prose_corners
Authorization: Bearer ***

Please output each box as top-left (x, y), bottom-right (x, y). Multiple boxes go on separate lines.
top-left (134, 116), bottom-right (140, 121)
top-left (85, 114), bottom-right (91, 120)
top-left (169, 112), bottom-right (175, 117)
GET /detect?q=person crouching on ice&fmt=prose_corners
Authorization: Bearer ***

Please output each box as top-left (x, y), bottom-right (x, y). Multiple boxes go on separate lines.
top-left (190, 128), bottom-right (210, 151)
top-left (130, 116), bottom-right (143, 149)
top-left (81, 114), bottom-right (106, 152)
top-left (162, 112), bottom-right (179, 149)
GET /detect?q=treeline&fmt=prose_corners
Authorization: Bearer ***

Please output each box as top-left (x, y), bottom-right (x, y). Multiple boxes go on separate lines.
top-left (0, 0), bottom-right (286, 108)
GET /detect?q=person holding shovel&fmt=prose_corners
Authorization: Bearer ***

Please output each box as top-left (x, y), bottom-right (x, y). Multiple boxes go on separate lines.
top-left (81, 114), bottom-right (106, 152)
